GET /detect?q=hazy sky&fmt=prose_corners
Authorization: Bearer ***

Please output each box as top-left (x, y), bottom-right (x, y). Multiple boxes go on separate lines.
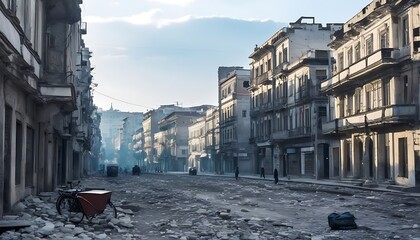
top-left (81, 0), bottom-right (372, 112)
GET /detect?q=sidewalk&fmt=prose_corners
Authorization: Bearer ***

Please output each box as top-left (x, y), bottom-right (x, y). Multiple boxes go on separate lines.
top-left (192, 171), bottom-right (420, 198)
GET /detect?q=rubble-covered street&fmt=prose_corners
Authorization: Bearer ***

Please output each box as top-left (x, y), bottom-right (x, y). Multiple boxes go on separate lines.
top-left (1, 173), bottom-right (420, 240)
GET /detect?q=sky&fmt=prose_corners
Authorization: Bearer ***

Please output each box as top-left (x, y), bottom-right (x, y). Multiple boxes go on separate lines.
top-left (81, 0), bottom-right (372, 113)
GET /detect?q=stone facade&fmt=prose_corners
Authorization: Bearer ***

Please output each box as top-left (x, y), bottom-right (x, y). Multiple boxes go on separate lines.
top-left (218, 67), bottom-right (254, 174)
top-left (249, 17), bottom-right (342, 178)
top-left (0, 0), bottom-right (96, 216)
top-left (322, 0), bottom-right (420, 187)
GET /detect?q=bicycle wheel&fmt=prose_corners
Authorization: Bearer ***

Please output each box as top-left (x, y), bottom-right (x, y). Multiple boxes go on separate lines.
top-left (56, 194), bottom-right (63, 213)
top-left (57, 195), bottom-right (84, 224)
top-left (97, 201), bottom-right (118, 222)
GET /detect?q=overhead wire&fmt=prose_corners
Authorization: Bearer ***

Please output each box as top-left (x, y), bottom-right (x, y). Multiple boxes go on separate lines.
top-left (92, 89), bottom-right (155, 110)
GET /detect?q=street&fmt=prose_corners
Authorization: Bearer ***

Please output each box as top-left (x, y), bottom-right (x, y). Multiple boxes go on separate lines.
top-left (1, 173), bottom-right (420, 239)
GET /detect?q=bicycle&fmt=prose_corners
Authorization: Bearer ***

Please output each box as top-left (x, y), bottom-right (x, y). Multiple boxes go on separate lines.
top-left (56, 181), bottom-right (81, 213)
top-left (56, 182), bottom-right (117, 224)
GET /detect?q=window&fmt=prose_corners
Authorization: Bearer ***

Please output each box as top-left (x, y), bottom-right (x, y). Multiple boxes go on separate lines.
top-left (316, 69), bottom-right (327, 81)
top-left (278, 52), bottom-right (282, 65)
top-left (7, 0), bottom-right (16, 14)
top-left (403, 75), bottom-right (409, 103)
top-left (283, 47), bottom-right (288, 63)
top-left (347, 47), bottom-right (353, 66)
top-left (338, 96), bottom-right (344, 118)
top-left (347, 94), bottom-right (353, 115)
top-left (355, 42), bottom-right (361, 61)
top-left (366, 35), bottom-right (374, 55)
top-left (283, 81), bottom-right (288, 97)
top-left (23, 0), bottom-right (31, 37)
top-left (242, 110), bottom-right (247, 118)
top-left (304, 108), bottom-right (310, 128)
top-left (267, 89), bottom-right (272, 103)
top-left (337, 52), bottom-right (344, 71)
top-left (402, 16), bottom-right (409, 47)
top-left (355, 88), bottom-right (362, 113)
top-left (380, 29), bottom-right (389, 48)
top-left (366, 87), bottom-right (372, 111)
top-left (267, 58), bottom-right (272, 71)
top-left (383, 78), bottom-right (391, 105)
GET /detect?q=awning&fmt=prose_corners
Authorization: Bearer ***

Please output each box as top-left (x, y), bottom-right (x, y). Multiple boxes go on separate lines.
top-left (256, 140), bottom-right (271, 147)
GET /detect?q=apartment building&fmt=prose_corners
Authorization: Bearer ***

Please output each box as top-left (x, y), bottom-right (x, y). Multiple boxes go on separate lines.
top-left (188, 117), bottom-right (206, 171)
top-left (0, 0), bottom-right (95, 216)
top-left (204, 107), bottom-right (219, 173)
top-left (142, 104), bottom-right (182, 171)
top-left (132, 127), bottom-right (146, 167)
top-left (218, 67), bottom-right (253, 174)
top-left (158, 111), bottom-right (202, 172)
top-left (249, 17), bottom-right (342, 178)
top-left (321, 0), bottom-right (420, 187)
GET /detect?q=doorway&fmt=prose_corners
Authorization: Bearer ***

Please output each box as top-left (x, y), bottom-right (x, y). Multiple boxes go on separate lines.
top-left (323, 144), bottom-right (330, 179)
top-left (3, 106), bottom-right (12, 213)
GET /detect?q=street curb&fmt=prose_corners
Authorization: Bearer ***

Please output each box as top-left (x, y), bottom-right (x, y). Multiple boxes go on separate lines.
top-left (180, 172), bottom-right (420, 198)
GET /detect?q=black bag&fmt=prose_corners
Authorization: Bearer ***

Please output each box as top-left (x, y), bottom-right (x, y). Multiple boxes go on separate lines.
top-left (328, 212), bottom-right (357, 230)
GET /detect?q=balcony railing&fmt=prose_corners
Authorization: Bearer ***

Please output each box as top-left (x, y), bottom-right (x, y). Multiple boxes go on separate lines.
top-left (296, 85), bottom-right (314, 102)
top-left (251, 70), bottom-right (273, 87)
top-left (289, 127), bottom-right (311, 137)
top-left (322, 48), bottom-right (400, 92)
top-left (322, 104), bottom-right (416, 133)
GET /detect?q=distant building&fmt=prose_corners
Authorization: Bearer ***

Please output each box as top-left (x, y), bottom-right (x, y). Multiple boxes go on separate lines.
top-left (204, 107), bottom-right (220, 173)
top-left (158, 111), bottom-right (203, 171)
top-left (132, 127), bottom-right (146, 167)
top-left (143, 105), bottom-right (183, 171)
top-left (218, 67), bottom-right (254, 174)
top-left (188, 117), bottom-right (206, 171)
top-left (99, 106), bottom-right (143, 165)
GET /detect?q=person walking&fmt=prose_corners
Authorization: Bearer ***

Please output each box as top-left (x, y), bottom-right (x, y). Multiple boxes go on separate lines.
top-left (273, 168), bottom-right (279, 184)
top-left (235, 167), bottom-right (239, 180)
top-left (260, 167), bottom-right (265, 179)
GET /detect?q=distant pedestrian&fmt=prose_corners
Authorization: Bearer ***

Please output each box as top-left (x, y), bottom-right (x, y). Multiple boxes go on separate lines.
top-left (260, 167), bottom-right (265, 179)
top-left (274, 168), bottom-right (279, 184)
top-left (235, 167), bottom-right (239, 180)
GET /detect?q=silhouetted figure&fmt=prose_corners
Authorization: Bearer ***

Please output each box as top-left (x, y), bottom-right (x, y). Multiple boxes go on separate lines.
top-left (260, 167), bottom-right (265, 179)
top-left (274, 168), bottom-right (279, 184)
top-left (235, 167), bottom-right (239, 180)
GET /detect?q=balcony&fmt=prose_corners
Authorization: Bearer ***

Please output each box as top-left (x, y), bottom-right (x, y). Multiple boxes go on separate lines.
top-left (321, 48), bottom-right (401, 93)
top-left (273, 98), bottom-right (288, 110)
top-left (219, 116), bottom-right (237, 127)
top-left (295, 83), bottom-right (322, 104)
top-left (289, 127), bottom-right (312, 138)
top-left (251, 70), bottom-right (273, 87)
top-left (322, 104), bottom-right (416, 134)
top-left (46, 0), bottom-right (82, 24)
top-left (40, 84), bottom-right (76, 110)
top-left (271, 130), bottom-right (288, 140)
top-left (271, 127), bottom-right (312, 142)
top-left (81, 22), bottom-right (87, 35)
top-left (273, 62), bottom-right (289, 75)
top-left (221, 92), bottom-right (236, 104)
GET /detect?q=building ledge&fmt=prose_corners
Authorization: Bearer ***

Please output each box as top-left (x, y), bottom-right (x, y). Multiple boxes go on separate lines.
top-left (39, 84), bottom-right (76, 110)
